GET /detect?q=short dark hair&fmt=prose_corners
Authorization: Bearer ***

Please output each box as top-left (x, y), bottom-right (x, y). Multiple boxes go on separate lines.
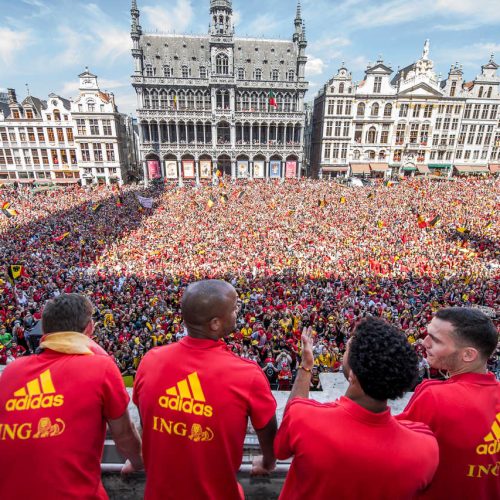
top-left (348, 317), bottom-right (417, 401)
top-left (435, 307), bottom-right (498, 359)
top-left (42, 293), bottom-right (93, 334)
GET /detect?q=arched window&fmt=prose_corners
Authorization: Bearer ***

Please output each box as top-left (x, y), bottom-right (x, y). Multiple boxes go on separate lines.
top-left (238, 68), bottom-right (245, 79)
top-left (384, 103), bottom-right (392, 117)
top-left (53, 109), bottom-right (61, 120)
top-left (251, 93), bottom-right (258, 111)
top-left (284, 94), bottom-right (291, 112)
top-left (143, 93), bottom-right (150, 108)
top-left (216, 53), bottom-right (229, 75)
top-left (259, 93), bottom-right (267, 111)
top-left (236, 93), bottom-right (242, 111)
top-left (271, 69), bottom-right (279, 81)
top-left (478, 86), bottom-right (483, 97)
top-left (357, 102), bottom-right (365, 116)
top-left (255, 68), bottom-right (262, 80)
top-left (151, 90), bottom-right (159, 109)
top-left (366, 126), bottom-right (377, 144)
top-left (371, 103), bottom-right (379, 117)
top-left (487, 87), bottom-right (492, 98)
top-left (242, 93), bottom-right (249, 111)
top-left (160, 91), bottom-right (168, 109)
top-left (195, 92), bottom-right (203, 109)
top-left (353, 150), bottom-right (360, 160)
top-left (339, 83), bottom-right (345, 93)
top-left (186, 91), bottom-right (194, 109)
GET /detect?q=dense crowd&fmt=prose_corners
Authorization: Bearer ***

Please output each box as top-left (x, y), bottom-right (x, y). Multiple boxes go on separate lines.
top-left (1, 177), bottom-right (499, 381)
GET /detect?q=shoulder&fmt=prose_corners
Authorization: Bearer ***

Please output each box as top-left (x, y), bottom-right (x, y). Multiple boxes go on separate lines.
top-left (396, 419), bottom-right (436, 439)
top-left (286, 398), bottom-right (337, 417)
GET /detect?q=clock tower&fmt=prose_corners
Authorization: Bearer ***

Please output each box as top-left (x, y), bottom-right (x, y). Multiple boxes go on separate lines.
top-left (79, 67), bottom-right (99, 91)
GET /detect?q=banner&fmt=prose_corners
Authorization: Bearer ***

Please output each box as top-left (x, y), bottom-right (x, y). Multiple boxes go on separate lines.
top-left (147, 160), bottom-right (161, 179)
top-left (137, 195), bottom-right (153, 209)
top-left (165, 161), bottom-right (177, 179)
top-left (237, 160), bottom-right (249, 178)
top-left (200, 160), bottom-right (212, 179)
top-left (182, 160), bottom-right (195, 178)
top-left (285, 161), bottom-right (297, 178)
top-left (253, 160), bottom-right (265, 178)
top-left (269, 160), bottom-right (281, 178)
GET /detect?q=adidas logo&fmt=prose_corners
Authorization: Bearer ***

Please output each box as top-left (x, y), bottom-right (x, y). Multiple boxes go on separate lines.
top-left (476, 412), bottom-right (500, 455)
top-left (5, 370), bottom-right (64, 412)
top-left (158, 372), bottom-right (213, 418)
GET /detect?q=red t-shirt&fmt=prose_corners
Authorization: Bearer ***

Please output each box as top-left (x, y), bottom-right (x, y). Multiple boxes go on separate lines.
top-left (0, 349), bottom-right (129, 500)
top-left (133, 336), bottom-right (277, 500)
top-left (398, 372), bottom-right (500, 500)
top-left (275, 396), bottom-right (438, 500)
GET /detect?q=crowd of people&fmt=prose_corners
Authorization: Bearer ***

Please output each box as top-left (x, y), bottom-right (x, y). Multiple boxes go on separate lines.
top-left (1, 177), bottom-right (499, 378)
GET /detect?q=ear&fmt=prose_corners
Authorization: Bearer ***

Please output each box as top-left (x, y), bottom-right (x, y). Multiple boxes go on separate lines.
top-left (348, 369), bottom-right (358, 386)
top-left (208, 317), bottom-right (221, 333)
top-left (462, 347), bottom-right (479, 364)
top-left (83, 320), bottom-right (94, 337)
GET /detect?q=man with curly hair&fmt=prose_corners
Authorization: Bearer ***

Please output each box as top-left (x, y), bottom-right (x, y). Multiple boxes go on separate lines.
top-left (274, 318), bottom-right (439, 499)
top-left (398, 308), bottom-right (500, 500)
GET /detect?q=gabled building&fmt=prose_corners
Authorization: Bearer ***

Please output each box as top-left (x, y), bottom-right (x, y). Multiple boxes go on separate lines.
top-left (131, 0), bottom-right (308, 183)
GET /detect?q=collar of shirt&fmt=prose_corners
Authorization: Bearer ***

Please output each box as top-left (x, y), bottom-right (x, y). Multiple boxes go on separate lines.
top-left (180, 336), bottom-right (226, 350)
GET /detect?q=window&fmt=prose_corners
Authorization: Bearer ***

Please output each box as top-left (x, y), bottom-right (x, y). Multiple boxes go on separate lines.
top-left (67, 129), bottom-right (73, 142)
top-left (343, 122), bottom-right (350, 137)
top-left (325, 121), bottom-right (333, 137)
top-left (327, 99), bottom-right (335, 115)
top-left (160, 91), bottom-right (168, 109)
top-left (366, 126), bottom-right (377, 143)
top-left (336, 100), bottom-right (343, 115)
top-left (0, 128), bottom-right (6, 141)
top-left (27, 128), bottom-right (35, 142)
top-left (57, 128), bottom-right (64, 141)
top-left (106, 144), bottom-right (115, 162)
top-left (26, 110), bottom-right (33, 119)
top-left (163, 65), bottom-right (171, 77)
top-left (370, 103), bottom-right (379, 117)
top-left (151, 90), bottom-right (159, 109)
top-left (451, 118), bottom-right (459, 130)
top-left (216, 54), bottom-right (229, 75)
top-left (399, 104), bottom-right (409, 117)
top-left (37, 128), bottom-right (44, 141)
top-left (200, 66), bottom-right (207, 79)
top-left (335, 121), bottom-right (341, 137)
top-left (481, 105), bottom-right (489, 120)
top-left (345, 100), bottom-right (352, 115)
top-left (13, 110), bottom-right (20, 119)
top-left (339, 83), bottom-right (345, 94)
top-left (413, 104), bottom-right (421, 118)
top-left (356, 103), bottom-right (365, 117)
top-left (450, 81), bottom-right (457, 97)
top-left (288, 70), bottom-right (295, 81)
top-left (81, 143), bottom-right (90, 162)
top-left (145, 64), bottom-right (154, 77)
top-left (435, 118), bottom-right (442, 129)
top-left (182, 66), bottom-right (189, 78)
top-left (464, 104), bottom-right (472, 119)
top-left (89, 119), bottom-right (99, 135)
top-left (238, 68), bottom-right (244, 79)
top-left (381, 127), bottom-right (389, 144)
top-left (255, 68), bottom-right (262, 80)
top-left (87, 100), bottom-right (95, 112)
top-left (324, 144), bottom-right (331, 160)
top-left (103, 120), bottom-right (112, 136)
top-left (384, 103), bottom-right (392, 117)
top-left (487, 87), bottom-right (492, 98)
top-left (472, 104), bottom-right (480, 119)
top-left (271, 69), bottom-right (279, 81)
top-left (395, 123), bottom-right (406, 144)
top-left (373, 76), bottom-right (382, 93)
top-left (478, 86), bottom-right (484, 98)
top-left (76, 120), bottom-right (86, 135)
top-left (93, 144), bottom-right (102, 162)
top-left (443, 118), bottom-right (450, 130)
top-left (423, 105), bottom-right (433, 118)
top-left (490, 105), bottom-right (498, 119)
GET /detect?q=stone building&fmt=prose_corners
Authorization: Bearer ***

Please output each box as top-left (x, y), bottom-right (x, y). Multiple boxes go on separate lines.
top-left (130, 0), bottom-right (308, 183)
top-left (311, 42), bottom-right (500, 179)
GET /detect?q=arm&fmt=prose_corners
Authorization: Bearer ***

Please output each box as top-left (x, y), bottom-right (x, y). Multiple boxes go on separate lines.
top-left (251, 415), bottom-right (278, 475)
top-left (108, 409), bottom-right (144, 474)
top-left (287, 327), bottom-right (314, 403)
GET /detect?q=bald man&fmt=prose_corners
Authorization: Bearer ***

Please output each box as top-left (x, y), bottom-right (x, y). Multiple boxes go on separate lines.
top-left (133, 280), bottom-right (277, 500)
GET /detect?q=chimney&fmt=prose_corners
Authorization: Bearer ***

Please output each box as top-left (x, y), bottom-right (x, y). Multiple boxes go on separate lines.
top-left (7, 88), bottom-right (17, 104)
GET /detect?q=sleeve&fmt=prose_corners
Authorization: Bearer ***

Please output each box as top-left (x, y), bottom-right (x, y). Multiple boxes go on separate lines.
top-left (248, 367), bottom-right (277, 431)
top-left (396, 383), bottom-right (437, 427)
top-left (274, 401), bottom-right (297, 460)
top-left (101, 357), bottom-right (130, 420)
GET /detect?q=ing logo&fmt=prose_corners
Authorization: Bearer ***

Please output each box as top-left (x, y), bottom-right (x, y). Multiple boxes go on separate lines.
top-left (158, 372), bottom-right (213, 417)
top-left (5, 370), bottom-right (64, 412)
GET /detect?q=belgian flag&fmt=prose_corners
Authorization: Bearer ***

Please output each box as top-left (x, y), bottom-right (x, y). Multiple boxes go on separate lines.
top-left (385, 180), bottom-right (394, 187)
top-left (377, 220), bottom-right (386, 228)
top-left (7, 265), bottom-right (24, 282)
top-left (417, 215), bottom-right (427, 229)
top-left (54, 232), bottom-right (70, 242)
top-left (428, 215), bottom-right (441, 228)
top-left (318, 198), bottom-right (327, 208)
top-left (2, 202), bottom-right (18, 218)
top-left (216, 169), bottom-right (223, 178)
top-left (116, 195), bottom-right (124, 207)
top-left (91, 202), bottom-right (102, 213)
top-left (220, 193), bottom-right (228, 205)
top-left (207, 196), bottom-right (215, 210)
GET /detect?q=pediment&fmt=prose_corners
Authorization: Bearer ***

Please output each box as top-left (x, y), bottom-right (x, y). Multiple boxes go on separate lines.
top-left (366, 63), bottom-right (392, 75)
top-left (398, 83), bottom-right (443, 98)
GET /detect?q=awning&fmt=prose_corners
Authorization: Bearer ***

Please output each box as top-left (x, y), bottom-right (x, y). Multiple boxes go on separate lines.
top-left (402, 165), bottom-right (417, 171)
top-left (350, 163), bottom-right (371, 174)
top-left (322, 166), bottom-right (348, 172)
top-left (489, 164), bottom-right (500, 173)
top-left (428, 164), bottom-right (452, 169)
top-left (416, 164), bottom-right (430, 174)
top-left (454, 165), bottom-right (489, 173)
top-left (370, 163), bottom-right (389, 172)
top-left (53, 178), bottom-right (80, 184)
top-left (18, 179), bottom-right (35, 184)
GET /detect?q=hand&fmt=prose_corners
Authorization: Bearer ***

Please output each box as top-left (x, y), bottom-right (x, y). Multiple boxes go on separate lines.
top-left (251, 455), bottom-right (276, 476)
top-left (301, 326), bottom-right (314, 370)
top-left (121, 459), bottom-right (144, 476)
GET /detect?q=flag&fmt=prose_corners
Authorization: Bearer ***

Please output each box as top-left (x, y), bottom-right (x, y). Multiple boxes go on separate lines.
top-left (318, 198), bottom-right (327, 208)
top-left (2, 202), bottom-right (18, 218)
top-left (340, 196), bottom-right (346, 204)
top-left (428, 215), bottom-right (441, 228)
top-left (484, 221), bottom-right (493, 229)
top-left (173, 95), bottom-right (178, 109)
top-left (456, 226), bottom-right (467, 233)
top-left (268, 90), bottom-right (277, 108)
top-left (220, 193), bottom-right (228, 204)
top-left (216, 169), bottom-right (222, 178)
top-left (116, 195), bottom-right (124, 207)
top-left (218, 179), bottom-right (225, 188)
top-left (367, 193), bottom-right (374, 199)
top-left (207, 196), bottom-right (215, 210)
top-left (7, 265), bottom-right (24, 282)
top-left (54, 232), bottom-right (70, 242)
top-left (417, 215), bottom-right (427, 229)
top-left (91, 202), bottom-right (102, 213)
top-left (377, 220), bottom-right (385, 228)
top-left (137, 195), bottom-right (153, 209)
top-left (385, 180), bottom-right (394, 187)
top-left (287, 209), bottom-right (296, 217)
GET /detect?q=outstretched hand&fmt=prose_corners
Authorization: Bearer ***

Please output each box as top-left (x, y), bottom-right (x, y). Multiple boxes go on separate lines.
top-left (301, 326), bottom-right (314, 369)
top-left (251, 455), bottom-right (276, 476)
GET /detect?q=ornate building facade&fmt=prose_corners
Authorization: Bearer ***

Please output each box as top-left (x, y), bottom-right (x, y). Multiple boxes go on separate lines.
top-left (311, 42), bottom-right (500, 178)
top-left (131, 0), bottom-right (308, 183)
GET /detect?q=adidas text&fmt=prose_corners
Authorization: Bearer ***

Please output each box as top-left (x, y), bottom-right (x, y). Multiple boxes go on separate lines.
top-left (158, 395), bottom-right (213, 417)
top-left (6, 394), bottom-right (64, 412)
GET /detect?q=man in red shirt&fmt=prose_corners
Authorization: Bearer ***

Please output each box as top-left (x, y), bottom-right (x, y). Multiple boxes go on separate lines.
top-left (0, 293), bottom-right (143, 500)
top-left (398, 307), bottom-right (500, 500)
top-left (275, 318), bottom-right (439, 499)
top-left (134, 279), bottom-right (277, 500)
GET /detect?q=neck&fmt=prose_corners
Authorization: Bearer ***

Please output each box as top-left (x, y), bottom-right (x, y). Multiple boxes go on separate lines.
top-left (448, 363), bottom-right (488, 377)
top-left (345, 386), bottom-right (388, 414)
top-left (187, 328), bottom-right (219, 341)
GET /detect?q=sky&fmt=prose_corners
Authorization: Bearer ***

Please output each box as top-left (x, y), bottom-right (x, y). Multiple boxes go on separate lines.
top-left (0, 0), bottom-right (499, 115)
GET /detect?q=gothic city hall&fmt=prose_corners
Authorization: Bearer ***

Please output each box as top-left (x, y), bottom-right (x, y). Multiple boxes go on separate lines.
top-left (130, 0), bottom-right (308, 182)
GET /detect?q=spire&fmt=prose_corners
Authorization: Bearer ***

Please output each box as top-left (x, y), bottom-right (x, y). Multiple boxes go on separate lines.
top-left (296, 0), bottom-right (302, 20)
top-left (422, 39), bottom-right (430, 60)
top-left (209, 0), bottom-right (233, 36)
top-left (293, 0), bottom-right (303, 42)
top-left (131, 0), bottom-right (141, 37)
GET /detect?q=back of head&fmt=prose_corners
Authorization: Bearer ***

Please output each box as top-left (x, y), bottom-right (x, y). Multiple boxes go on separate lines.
top-left (434, 307), bottom-right (498, 360)
top-left (348, 317), bottom-right (417, 401)
top-left (42, 293), bottom-right (93, 334)
top-left (181, 279), bottom-right (234, 331)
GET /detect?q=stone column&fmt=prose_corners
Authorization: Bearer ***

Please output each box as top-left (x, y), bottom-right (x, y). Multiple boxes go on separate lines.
top-left (231, 159), bottom-right (236, 180)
